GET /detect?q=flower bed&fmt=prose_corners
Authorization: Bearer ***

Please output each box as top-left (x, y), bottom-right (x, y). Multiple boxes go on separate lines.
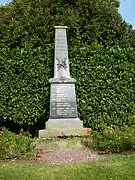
top-left (0, 127), bottom-right (36, 160)
top-left (81, 124), bottom-right (135, 154)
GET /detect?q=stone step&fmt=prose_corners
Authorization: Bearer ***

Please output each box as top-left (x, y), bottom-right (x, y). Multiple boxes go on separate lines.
top-left (38, 128), bottom-right (88, 138)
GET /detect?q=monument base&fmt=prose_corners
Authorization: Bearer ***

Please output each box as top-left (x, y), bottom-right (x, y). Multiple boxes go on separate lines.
top-left (38, 119), bottom-right (86, 138)
top-left (38, 127), bottom-right (88, 138)
top-left (46, 118), bottom-right (83, 129)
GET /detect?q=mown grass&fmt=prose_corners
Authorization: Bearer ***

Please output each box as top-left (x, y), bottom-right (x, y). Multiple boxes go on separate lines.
top-left (0, 154), bottom-right (135, 180)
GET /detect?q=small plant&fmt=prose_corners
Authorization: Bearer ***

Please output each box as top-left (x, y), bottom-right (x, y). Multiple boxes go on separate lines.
top-left (0, 127), bottom-right (36, 160)
top-left (58, 131), bottom-right (67, 138)
top-left (36, 148), bottom-right (44, 162)
top-left (58, 130), bottom-right (81, 138)
top-left (81, 128), bottom-right (93, 148)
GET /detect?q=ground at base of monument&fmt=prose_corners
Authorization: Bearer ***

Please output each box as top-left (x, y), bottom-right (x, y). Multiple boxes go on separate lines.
top-left (38, 128), bottom-right (88, 138)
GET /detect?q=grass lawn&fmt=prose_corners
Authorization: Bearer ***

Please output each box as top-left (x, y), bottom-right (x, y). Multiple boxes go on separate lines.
top-left (0, 154), bottom-right (135, 180)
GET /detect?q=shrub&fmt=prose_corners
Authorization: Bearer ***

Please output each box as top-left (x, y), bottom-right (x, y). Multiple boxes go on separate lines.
top-left (82, 124), bottom-right (135, 153)
top-left (0, 127), bottom-right (36, 159)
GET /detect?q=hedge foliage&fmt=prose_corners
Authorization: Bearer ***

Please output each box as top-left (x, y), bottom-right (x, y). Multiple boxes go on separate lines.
top-left (0, 42), bottom-right (135, 129)
top-left (0, 0), bottom-right (135, 130)
top-left (0, 44), bottom-right (53, 125)
top-left (69, 43), bottom-right (135, 128)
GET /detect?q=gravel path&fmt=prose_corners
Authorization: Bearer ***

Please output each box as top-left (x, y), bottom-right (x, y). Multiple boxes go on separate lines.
top-left (38, 149), bottom-right (104, 165)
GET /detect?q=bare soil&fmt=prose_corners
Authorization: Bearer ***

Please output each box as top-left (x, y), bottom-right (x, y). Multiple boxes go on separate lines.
top-left (39, 148), bottom-right (104, 165)
top-left (8, 139), bottom-right (106, 165)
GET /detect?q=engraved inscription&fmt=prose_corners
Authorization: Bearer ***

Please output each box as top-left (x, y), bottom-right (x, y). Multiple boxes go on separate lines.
top-left (50, 84), bottom-right (77, 118)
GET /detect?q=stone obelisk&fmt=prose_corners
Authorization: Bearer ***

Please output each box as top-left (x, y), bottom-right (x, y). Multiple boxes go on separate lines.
top-left (46, 26), bottom-right (83, 129)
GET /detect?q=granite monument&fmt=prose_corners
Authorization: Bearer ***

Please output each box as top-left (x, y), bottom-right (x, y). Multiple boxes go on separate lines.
top-left (39, 26), bottom-right (84, 138)
top-left (46, 26), bottom-right (83, 129)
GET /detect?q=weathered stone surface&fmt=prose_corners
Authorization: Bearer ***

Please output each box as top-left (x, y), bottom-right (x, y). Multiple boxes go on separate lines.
top-left (54, 26), bottom-right (70, 78)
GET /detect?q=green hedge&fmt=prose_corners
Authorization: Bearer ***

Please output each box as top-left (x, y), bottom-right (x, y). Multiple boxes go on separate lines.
top-left (0, 44), bottom-right (53, 125)
top-left (0, 43), bottom-right (135, 129)
top-left (69, 43), bottom-right (135, 129)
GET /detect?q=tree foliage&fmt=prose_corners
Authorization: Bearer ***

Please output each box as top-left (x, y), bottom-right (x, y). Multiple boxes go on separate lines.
top-left (0, 0), bottom-right (135, 48)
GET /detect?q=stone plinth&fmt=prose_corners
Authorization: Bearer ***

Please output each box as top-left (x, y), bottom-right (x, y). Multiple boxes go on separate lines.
top-left (47, 118), bottom-right (83, 129)
top-left (48, 77), bottom-right (83, 129)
